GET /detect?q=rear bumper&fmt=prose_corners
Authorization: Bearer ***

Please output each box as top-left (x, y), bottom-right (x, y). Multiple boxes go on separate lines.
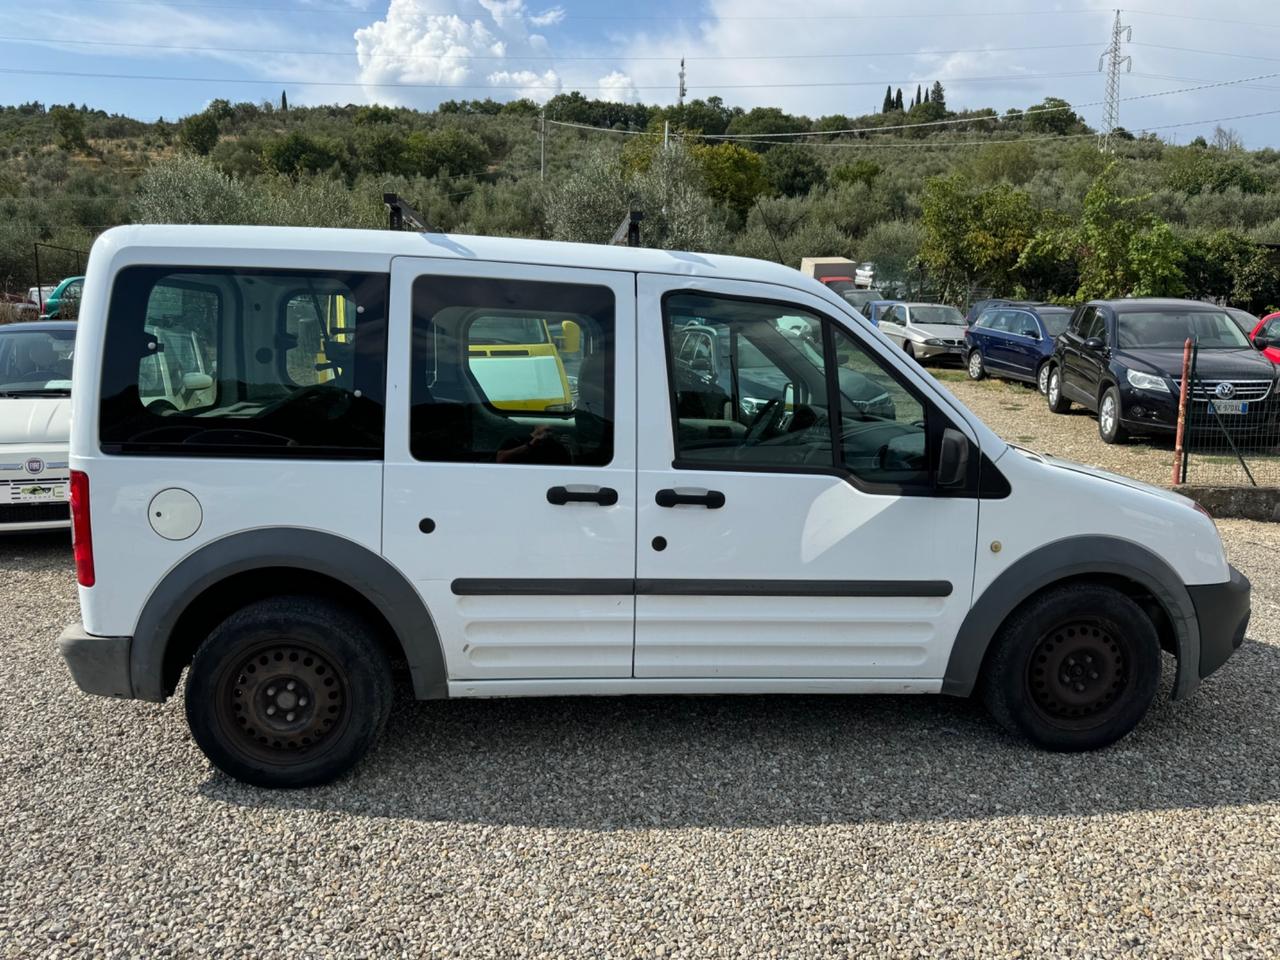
top-left (58, 623), bottom-right (134, 699)
top-left (1188, 565), bottom-right (1251, 680)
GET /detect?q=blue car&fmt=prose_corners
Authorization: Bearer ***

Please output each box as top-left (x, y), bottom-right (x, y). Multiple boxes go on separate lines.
top-left (864, 299), bottom-right (902, 327)
top-left (965, 302), bottom-right (1074, 394)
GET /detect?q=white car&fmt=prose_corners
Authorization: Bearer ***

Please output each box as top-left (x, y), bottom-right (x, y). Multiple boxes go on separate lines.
top-left (58, 226), bottom-right (1249, 787)
top-left (0, 321), bottom-right (75, 532)
top-left (878, 302), bottom-right (970, 363)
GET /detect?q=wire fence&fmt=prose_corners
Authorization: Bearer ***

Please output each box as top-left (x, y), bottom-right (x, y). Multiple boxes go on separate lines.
top-left (1176, 340), bottom-right (1280, 487)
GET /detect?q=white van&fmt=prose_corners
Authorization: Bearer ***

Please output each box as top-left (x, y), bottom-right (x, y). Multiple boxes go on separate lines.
top-left (59, 226), bottom-right (1250, 788)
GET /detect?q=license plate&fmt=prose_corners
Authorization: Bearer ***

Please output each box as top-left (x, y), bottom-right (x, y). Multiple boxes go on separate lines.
top-left (13, 482), bottom-right (67, 503)
top-left (1211, 399), bottom-right (1248, 415)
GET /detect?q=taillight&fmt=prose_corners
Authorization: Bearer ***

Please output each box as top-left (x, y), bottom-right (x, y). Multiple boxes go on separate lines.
top-left (69, 470), bottom-right (95, 587)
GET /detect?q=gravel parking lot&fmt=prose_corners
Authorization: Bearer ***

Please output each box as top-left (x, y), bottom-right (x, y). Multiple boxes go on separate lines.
top-left (2, 518), bottom-right (1279, 958)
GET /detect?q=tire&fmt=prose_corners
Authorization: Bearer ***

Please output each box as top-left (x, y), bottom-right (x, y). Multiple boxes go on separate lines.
top-left (1046, 366), bottom-right (1071, 413)
top-left (980, 583), bottom-right (1161, 751)
top-left (904, 342), bottom-right (917, 362)
top-left (1098, 385), bottom-right (1128, 444)
top-left (185, 595), bottom-right (394, 788)
top-left (967, 349), bottom-right (986, 381)
top-left (1037, 362), bottom-right (1051, 396)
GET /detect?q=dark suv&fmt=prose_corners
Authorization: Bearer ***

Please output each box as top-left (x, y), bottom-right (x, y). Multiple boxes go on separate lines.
top-left (1046, 298), bottom-right (1280, 444)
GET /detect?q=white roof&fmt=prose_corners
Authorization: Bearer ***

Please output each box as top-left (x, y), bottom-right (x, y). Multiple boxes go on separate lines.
top-left (92, 224), bottom-right (816, 290)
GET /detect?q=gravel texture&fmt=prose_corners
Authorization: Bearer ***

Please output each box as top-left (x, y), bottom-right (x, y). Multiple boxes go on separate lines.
top-left (1, 519), bottom-right (1279, 959)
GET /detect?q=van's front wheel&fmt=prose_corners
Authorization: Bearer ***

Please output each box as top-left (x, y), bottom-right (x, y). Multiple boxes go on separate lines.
top-left (186, 596), bottom-right (393, 788)
top-left (980, 584), bottom-right (1161, 751)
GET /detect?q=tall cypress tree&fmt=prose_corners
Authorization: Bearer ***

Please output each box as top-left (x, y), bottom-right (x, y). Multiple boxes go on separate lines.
top-left (930, 81), bottom-right (947, 111)
top-left (915, 84), bottom-right (922, 108)
top-left (882, 86), bottom-right (894, 113)
top-left (281, 90), bottom-right (288, 112)
top-left (894, 88), bottom-right (904, 111)
top-left (924, 87), bottom-right (930, 104)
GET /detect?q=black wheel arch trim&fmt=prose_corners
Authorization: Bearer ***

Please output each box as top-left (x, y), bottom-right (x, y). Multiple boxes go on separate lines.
top-left (942, 535), bottom-right (1202, 701)
top-left (129, 528), bottom-right (448, 702)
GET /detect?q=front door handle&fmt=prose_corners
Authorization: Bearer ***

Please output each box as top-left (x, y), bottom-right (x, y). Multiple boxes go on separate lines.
top-left (655, 488), bottom-right (726, 509)
top-left (546, 485), bottom-right (618, 506)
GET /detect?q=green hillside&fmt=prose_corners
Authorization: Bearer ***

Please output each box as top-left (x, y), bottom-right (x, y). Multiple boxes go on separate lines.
top-left (3, 91), bottom-right (1279, 310)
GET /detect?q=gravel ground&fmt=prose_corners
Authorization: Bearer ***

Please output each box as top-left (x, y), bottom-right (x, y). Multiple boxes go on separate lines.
top-left (1, 523), bottom-right (1279, 959)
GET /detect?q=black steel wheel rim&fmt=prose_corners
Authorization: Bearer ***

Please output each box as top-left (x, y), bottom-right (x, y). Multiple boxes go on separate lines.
top-left (1026, 619), bottom-right (1130, 728)
top-left (214, 640), bottom-right (352, 765)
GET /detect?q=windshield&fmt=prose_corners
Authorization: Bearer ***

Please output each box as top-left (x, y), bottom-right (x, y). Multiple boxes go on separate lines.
top-left (1039, 308), bottom-right (1072, 337)
top-left (911, 306), bottom-right (965, 326)
top-left (0, 328), bottom-right (75, 394)
top-left (468, 315), bottom-right (549, 345)
top-left (843, 290), bottom-right (883, 310)
top-left (1117, 311), bottom-right (1251, 350)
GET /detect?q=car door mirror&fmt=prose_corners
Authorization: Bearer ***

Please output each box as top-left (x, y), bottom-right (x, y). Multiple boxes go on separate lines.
top-left (1254, 335), bottom-right (1272, 350)
top-left (937, 427), bottom-right (970, 489)
top-left (1083, 336), bottom-right (1105, 352)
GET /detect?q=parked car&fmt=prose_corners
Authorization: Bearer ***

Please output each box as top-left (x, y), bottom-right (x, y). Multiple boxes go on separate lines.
top-left (864, 299), bottom-right (901, 327)
top-left (58, 226), bottom-right (1248, 787)
top-left (965, 303), bottom-right (1074, 393)
top-left (1246, 312), bottom-right (1280, 365)
top-left (877, 302), bottom-right (968, 363)
top-left (0, 320), bottom-right (76, 532)
top-left (0, 292), bottom-right (39, 321)
top-left (39, 275), bottom-right (84, 320)
top-left (1046, 298), bottom-right (1280, 444)
top-left (27, 285), bottom-right (57, 313)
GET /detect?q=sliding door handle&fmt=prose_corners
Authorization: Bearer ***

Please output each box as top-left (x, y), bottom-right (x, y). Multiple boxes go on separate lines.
top-left (546, 485), bottom-right (619, 506)
top-left (655, 488), bottom-right (726, 509)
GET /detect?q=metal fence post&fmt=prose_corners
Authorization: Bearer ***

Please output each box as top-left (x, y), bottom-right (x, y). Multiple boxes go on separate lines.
top-left (1172, 336), bottom-right (1192, 485)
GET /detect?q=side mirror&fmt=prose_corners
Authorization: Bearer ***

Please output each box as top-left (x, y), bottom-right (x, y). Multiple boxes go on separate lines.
top-left (181, 372), bottom-right (213, 393)
top-left (937, 428), bottom-right (970, 489)
top-left (1254, 335), bottom-right (1272, 351)
top-left (1083, 336), bottom-right (1106, 352)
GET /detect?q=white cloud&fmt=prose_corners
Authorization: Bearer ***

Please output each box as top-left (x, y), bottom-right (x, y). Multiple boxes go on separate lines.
top-left (486, 68), bottom-right (562, 101)
top-left (354, 0), bottom-right (570, 104)
top-left (528, 7), bottom-right (566, 27)
top-left (597, 71), bottom-right (638, 103)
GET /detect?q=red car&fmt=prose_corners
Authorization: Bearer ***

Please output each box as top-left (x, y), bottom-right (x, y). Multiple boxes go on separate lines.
top-left (1250, 312), bottom-right (1280, 364)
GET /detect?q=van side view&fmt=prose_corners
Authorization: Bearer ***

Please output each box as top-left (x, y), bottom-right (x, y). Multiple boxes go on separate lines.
top-left (58, 226), bottom-right (1250, 788)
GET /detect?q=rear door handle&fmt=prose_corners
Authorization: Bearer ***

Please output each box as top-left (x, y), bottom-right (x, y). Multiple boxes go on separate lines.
top-left (655, 488), bottom-right (726, 509)
top-left (546, 485), bottom-right (618, 506)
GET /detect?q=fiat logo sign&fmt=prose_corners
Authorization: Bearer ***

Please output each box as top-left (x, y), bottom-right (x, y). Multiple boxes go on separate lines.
top-left (24, 458), bottom-right (45, 474)
top-left (1215, 382), bottom-right (1236, 400)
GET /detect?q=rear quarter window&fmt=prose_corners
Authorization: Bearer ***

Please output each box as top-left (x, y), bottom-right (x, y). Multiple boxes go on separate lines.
top-left (99, 265), bottom-right (389, 459)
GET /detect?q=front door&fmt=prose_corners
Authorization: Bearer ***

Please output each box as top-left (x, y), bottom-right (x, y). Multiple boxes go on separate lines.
top-left (635, 275), bottom-right (980, 683)
top-left (382, 258), bottom-right (637, 681)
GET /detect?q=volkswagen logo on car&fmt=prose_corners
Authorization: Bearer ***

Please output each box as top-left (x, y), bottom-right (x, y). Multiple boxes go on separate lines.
top-left (24, 458), bottom-right (45, 475)
top-left (1215, 382), bottom-right (1236, 400)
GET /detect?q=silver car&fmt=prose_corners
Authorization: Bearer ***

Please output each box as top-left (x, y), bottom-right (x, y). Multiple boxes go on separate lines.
top-left (877, 302), bottom-right (969, 363)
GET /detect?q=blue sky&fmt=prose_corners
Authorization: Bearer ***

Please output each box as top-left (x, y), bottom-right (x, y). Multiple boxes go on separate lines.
top-left (4, 0), bottom-right (1280, 145)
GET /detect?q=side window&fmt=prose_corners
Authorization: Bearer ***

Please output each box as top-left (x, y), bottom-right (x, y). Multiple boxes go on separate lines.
top-left (1263, 317), bottom-right (1280, 338)
top-left (665, 294), bottom-right (832, 468)
top-left (892, 305), bottom-right (908, 324)
top-left (410, 275), bottom-right (614, 466)
top-left (829, 325), bottom-right (929, 487)
top-left (663, 293), bottom-right (932, 488)
top-left (1076, 307), bottom-right (1101, 340)
top-left (974, 310), bottom-right (995, 330)
top-left (1011, 311), bottom-right (1040, 339)
top-left (100, 266), bottom-right (387, 457)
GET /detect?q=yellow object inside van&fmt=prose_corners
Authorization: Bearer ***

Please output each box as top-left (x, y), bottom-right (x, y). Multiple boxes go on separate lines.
top-left (466, 313), bottom-right (573, 412)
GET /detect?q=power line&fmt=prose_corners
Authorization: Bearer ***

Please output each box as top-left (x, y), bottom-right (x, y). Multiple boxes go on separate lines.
top-left (1098, 10), bottom-right (1133, 153)
top-left (0, 34), bottom-right (1108, 63)
top-left (0, 65), bottom-right (1100, 92)
top-left (1124, 9), bottom-right (1280, 31)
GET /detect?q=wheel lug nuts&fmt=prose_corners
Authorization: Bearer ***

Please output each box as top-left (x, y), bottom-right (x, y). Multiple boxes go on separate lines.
top-left (1074, 682), bottom-right (1085, 692)
top-left (267, 686), bottom-right (276, 696)
top-left (286, 712), bottom-right (296, 722)
top-left (266, 706), bottom-right (276, 716)
top-left (1090, 671), bottom-right (1099, 679)
top-left (287, 681), bottom-right (296, 691)
top-left (299, 697), bottom-right (308, 707)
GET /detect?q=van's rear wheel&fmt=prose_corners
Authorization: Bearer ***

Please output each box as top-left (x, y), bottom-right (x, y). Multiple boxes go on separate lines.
top-left (186, 596), bottom-right (393, 788)
top-left (980, 584), bottom-right (1161, 751)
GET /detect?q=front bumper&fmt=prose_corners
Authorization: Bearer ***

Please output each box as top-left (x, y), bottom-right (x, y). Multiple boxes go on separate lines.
top-left (915, 341), bottom-right (966, 361)
top-left (1187, 565), bottom-right (1251, 680)
top-left (58, 623), bottom-right (134, 699)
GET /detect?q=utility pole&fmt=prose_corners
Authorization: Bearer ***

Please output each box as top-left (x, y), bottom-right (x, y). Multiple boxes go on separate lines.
top-left (678, 58), bottom-right (686, 107)
top-left (663, 120), bottom-right (670, 150)
top-left (539, 109), bottom-right (546, 181)
top-left (1097, 9), bottom-right (1132, 153)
